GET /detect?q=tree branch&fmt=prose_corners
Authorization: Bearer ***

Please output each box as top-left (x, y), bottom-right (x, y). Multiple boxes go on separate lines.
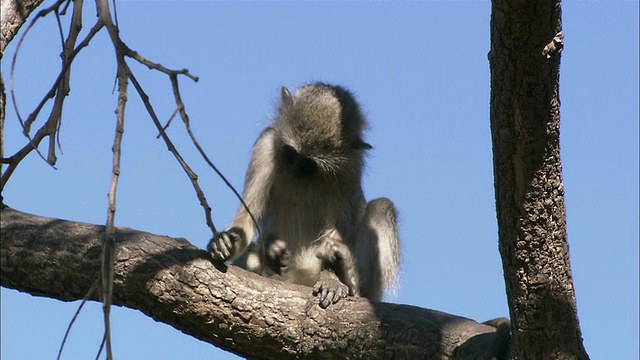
top-left (1, 207), bottom-right (507, 359)
top-left (0, 0), bottom-right (47, 54)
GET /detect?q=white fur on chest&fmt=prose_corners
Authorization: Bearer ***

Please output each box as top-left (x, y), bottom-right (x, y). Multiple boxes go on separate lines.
top-left (262, 176), bottom-right (354, 285)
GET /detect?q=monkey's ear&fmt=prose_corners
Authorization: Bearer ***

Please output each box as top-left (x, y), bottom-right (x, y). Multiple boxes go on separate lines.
top-left (281, 86), bottom-right (293, 106)
top-left (353, 138), bottom-right (373, 150)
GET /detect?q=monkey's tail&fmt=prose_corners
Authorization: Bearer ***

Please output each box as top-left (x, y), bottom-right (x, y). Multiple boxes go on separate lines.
top-left (356, 197), bottom-right (401, 301)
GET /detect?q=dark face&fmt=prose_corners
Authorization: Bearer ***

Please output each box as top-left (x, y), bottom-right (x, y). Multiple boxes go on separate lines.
top-left (282, 144), bottom-right (319, 178)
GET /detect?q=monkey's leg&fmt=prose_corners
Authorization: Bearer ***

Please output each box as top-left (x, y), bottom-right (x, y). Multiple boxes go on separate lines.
top-left (353, 197), bottom-right (400, 302)
top-left (264, 234), bottom-right (291, 277)
top-left (231, 234), bottom-right (290, 280)
top-left (229, 240), bottom-right (262, 274)
top-left (313, 236), bottom-right (360, 308)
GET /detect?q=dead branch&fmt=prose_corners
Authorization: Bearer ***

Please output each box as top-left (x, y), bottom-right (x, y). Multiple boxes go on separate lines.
top-left (2, 0), bottom-right (237, 241)
top-left (2, 14), bottom-right (103, 191)
top-left (167, 73), bottom-right (260, 236)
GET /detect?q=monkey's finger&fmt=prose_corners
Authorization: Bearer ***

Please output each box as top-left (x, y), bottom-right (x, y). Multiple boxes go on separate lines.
top-left (312, 282), bottom-right (322, 296)
top-left (210, 238), bottom-right (231, 260)
top-left (220, 233), bottom-right (234, 253)
top-left (313, 283), bottom-right (329, 298)
top-left (207, 240), bottom-right (221, 259)
top-left (330, 291), bottom-right (340, 305)
top-left (319, 291), bottom-right (333, 309)
top-left (336, 286), bottom-right (349, 303)
top-left (315, 284), bottom-right (330, 305)
top-left (218, 234), bottom-right (235, 259)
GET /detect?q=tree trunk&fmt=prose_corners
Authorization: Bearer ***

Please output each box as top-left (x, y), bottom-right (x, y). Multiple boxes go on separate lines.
top-left (1, 207), bottom-right (509, 359)
top-left (489, 0), bottom-right (589, 359)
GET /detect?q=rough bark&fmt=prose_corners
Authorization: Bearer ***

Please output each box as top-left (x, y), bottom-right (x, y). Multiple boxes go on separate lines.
top-left (0, 0), bottom-right (45, 55)
top-left (489, 0), bottom-right (589, 359)
top-left (1, 207), bottom-right (508, 359)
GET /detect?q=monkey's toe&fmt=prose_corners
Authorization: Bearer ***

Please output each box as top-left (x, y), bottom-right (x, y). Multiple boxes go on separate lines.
top-left (313, 270), bottom-right (350, 308)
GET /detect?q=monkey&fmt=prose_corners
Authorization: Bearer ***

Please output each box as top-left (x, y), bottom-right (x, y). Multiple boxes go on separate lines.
top-left (208, 83), bottom-right (401, 308)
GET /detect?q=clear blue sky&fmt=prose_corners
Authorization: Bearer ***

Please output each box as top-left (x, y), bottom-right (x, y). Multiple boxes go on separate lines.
top-left (1, 1), bottom-right (638, 359)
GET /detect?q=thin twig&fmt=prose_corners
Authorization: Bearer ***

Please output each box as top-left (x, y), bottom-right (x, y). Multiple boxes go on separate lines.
top-left (54, 7), bottom-right (66, 52)
top-left (60, 0), bottom-right (72, 15)
top-left (95, 0), bottom-right (125, 358)
top-left (57, 279), bottom-right (99, 360)
top-left (125, 47), bottom-right (199, 82)
top-left (128, 70), bottom-right (218, 236)
top-left (101, 55), bottom-right (126, 359)
top-left (40, 0), bottom-right (85, 165)
top-left (95, 332), bottom-right (106, 360)
top-left (9, 0), bottom-right (68, 133)
top-left (8, 0), bottom-right (68, 167)
top-left (53, 7), bottom-right (66, 152)
top-left (1, 20), bottom-right (103, 192)
top-left (93, 12), bottom-right (238, 239)
top-left (168, 74), bottom-right (259, 235)
top-left (156, 107), bottom-right (179, 138)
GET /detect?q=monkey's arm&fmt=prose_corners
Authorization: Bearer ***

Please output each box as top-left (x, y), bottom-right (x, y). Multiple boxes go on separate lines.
top-left (208, 128), bottom-right (277, 262)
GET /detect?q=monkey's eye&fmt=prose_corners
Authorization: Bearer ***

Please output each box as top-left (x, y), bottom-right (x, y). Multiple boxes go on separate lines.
top-left (282, 145), bottom-right (319, 178)
top-left (283, 145), bottom-right (298, 168)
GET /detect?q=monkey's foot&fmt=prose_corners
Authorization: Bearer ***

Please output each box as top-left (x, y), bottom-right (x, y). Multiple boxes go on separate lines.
top-left (315, 240), bottom-right (360, 297)
top-left (312, 270), bottom-right (350, 308)
top-left (265, 236), bottom-right (290, 276)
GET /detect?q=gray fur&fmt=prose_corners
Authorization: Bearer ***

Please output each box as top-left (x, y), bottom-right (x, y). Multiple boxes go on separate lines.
top-left (208, 83), bottom-right (401, 306)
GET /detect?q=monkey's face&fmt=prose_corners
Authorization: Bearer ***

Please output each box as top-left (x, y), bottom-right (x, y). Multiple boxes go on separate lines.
top-left (275, 83), bottom-right (370, 179)
top-left (281, 144), bottom-right (320, 178)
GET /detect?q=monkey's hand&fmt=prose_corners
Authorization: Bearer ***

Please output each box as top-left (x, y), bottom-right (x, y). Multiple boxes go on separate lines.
top-left (312, 270), bottom-right (351, 309)
top-left (265, 236), bottom-right (290, 276)
top-left (208, 229), bottom-right (243, 262)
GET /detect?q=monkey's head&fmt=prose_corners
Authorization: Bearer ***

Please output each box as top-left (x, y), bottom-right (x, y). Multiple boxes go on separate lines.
top-left (274, 83), bottom-right (372, 178)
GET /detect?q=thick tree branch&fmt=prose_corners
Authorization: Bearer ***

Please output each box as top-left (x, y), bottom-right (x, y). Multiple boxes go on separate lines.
top-left (0, 0), bottom-right (47, 54)
top-left (1, 207), bottom-right (507, 359)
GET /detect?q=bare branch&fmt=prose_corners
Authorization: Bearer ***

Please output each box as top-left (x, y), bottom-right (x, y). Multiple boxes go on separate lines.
top-left (126, 48), bottom-right (199, 82)
top-left (101, 51), bottom-right (127, 360)
top-left (57, 279), bottom-right (99, 360)
top-left (127, 70), bottom-right (218, 236)
top-left (167, 73), bottom-right (260, 236)
top-left (156, 107), bottom-right (180, 138)
top-left (9, 0), bottom-right (68, 135)
top-left (94, 0), bottom-right (124, 357)
top-left (2, 16), bottom-right (103, 191)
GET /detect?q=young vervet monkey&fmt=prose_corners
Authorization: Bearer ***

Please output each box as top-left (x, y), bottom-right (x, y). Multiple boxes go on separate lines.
top-left (208, 83), bottom-right (401, 308)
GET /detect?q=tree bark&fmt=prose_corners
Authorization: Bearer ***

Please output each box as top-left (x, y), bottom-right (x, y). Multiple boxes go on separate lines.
top-left (489, 0), bottom-right (589, 359)
top-left (0, 0), bottom-right (46, 55)
top-left (1, 207), bottom-right (509, 359)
